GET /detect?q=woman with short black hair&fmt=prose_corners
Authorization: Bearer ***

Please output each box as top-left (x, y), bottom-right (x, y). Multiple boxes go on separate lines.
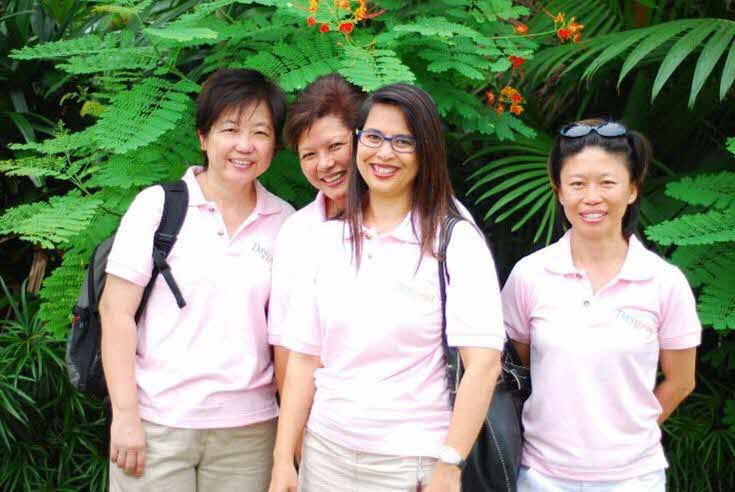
top-left (101, 68), bottom-right (293, 491)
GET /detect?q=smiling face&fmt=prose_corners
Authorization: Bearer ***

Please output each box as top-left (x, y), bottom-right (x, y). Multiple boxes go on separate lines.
top-left (197, 101), bottom-right (275, 186)
top-left (557, 146), bottom-right (638, 240)
top-left (297, 114), bottom-right (352, 209)
top-left (356, 103), bottom-right (419, 200)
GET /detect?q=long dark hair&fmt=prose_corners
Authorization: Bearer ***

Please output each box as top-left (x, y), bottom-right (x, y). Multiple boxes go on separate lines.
top-left (345, 83), bottom-right (460, 268)
top-left (548, 117), bottom-right (652, 238)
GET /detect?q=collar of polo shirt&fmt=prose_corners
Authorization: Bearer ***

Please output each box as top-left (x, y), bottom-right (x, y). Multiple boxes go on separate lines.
top-left (544, 230), bottom-right (655, 281)
top-left (182, 166), bottom-right (284, 216)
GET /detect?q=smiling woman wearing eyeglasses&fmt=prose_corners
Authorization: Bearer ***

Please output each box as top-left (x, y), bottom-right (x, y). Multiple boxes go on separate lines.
top-left (501, 118), bottom-right (702, 491)
top-left (268, 83), bottom-right (504, 492)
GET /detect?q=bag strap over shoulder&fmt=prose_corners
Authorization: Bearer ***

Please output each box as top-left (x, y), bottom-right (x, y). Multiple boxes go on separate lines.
top-left (134, 180), bottom-right (189, 322)
top-left (438, 215), bottom-right (464, 407)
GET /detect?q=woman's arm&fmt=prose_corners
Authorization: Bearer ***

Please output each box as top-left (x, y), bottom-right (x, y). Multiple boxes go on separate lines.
top-left (655, 348), bottom-right (696, 424)
top-left (510, 340), bottom-right (530, 368)
top-left (99, 275), bottom-right (146, 477)
top-left (269, 351), bottom-right (321, 492)
top-left (273, 346), bottom-right (289, 396)
top-left (427, 347), bottom-right (502, 492)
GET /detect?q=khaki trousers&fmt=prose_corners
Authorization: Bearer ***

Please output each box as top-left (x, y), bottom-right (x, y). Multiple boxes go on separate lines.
top-left (109, 419), bottom-right (276, 492)
top-left (298, 430), bottom-right (437, 492)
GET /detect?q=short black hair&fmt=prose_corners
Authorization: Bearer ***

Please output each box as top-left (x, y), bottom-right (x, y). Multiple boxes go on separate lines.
top-left (195, 69), bottom-right (287, 167)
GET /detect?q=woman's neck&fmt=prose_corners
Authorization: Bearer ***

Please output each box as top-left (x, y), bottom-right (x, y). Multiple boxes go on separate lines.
top-left (325, 195), bottom-right (345, 219)
top-left (197, 169), bottom-right (256, 213)
top-left (363, 191), bottom-right (412, 233)
top-left (569, 229), bottom-right (629, 272)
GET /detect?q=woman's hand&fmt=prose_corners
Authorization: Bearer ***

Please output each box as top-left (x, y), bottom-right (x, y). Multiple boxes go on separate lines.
top-left (425, 463), bottom-right (461, 492)
top-left (268, 460), bottom-right (298, 492)
top-left (109, 410), bottom-right (146, 477)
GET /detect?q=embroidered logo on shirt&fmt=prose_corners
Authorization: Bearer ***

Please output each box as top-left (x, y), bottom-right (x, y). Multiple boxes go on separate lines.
top-left (615, 308), bottom-right (658, 340)
top-left (251, 242), bottom-right (273, 265)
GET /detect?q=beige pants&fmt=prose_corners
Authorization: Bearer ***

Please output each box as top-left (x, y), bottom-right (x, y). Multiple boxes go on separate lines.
top-left (109, 419), bottom-right (276, 492)
top-left (298, 430), bottom-right (437, 492)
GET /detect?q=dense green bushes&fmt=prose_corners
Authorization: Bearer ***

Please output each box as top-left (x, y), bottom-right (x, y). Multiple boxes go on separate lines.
top-left (0, 1), bottom-right (733, 490)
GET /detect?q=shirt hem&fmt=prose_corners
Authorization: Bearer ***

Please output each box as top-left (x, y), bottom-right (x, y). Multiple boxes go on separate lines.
top-left (139, 404), bottom-right (279, 429)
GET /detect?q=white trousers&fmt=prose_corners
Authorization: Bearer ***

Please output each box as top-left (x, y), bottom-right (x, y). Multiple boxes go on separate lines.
top-left (109, 418), bottom-right (276, 492)
top-left (298, 430), bottom-right (438, 492)
top-left (517, 466), bottom-right (666, 492)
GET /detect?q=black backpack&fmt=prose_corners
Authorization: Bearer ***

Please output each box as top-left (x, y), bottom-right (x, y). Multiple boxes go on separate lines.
top-left (66, 181), bottom-right (189, 398)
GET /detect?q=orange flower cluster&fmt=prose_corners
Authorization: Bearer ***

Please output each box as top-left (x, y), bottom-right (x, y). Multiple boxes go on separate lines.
top-left (514, 23), bottom-right (528, 35)
top-left (486, 86), bottom-right (524, 116)
top-left (547, 11), bottom-right (584, 43)
top-left (303, 0), bottom-right (382, 36)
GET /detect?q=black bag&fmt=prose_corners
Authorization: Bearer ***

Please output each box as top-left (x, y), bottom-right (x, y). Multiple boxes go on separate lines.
top-left (66, 181), bottom-right (190, 398)
top-left (437, 216), bottom-right (531, 492)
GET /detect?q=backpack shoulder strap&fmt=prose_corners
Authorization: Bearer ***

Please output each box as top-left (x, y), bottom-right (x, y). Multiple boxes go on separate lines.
top-left (135, 180), bottom-right (189, 322)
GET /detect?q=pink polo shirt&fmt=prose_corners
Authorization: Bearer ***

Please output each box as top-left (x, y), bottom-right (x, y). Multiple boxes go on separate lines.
top-left (502, 231), bottom-right (701, 481)
top-left (106, 166), bottom-right (294, 429)
top-left (269, 194), bottom-right (477, 347)
top-left (280, 214), bottom-right (504, 457)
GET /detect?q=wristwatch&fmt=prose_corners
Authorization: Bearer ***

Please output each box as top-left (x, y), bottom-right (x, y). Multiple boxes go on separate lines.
top-left (438, 445), bottom-right (467, 469)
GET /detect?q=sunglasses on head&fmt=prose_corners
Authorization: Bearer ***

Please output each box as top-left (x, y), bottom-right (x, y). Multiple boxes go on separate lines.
top-left (559, 121), bottom-right (628, 138)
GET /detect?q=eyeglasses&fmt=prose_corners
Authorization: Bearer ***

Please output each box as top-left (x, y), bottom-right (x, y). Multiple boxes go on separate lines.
top-left (356, 129), bottom-right (416, 153)
top-left (559, 121), bottom-right (628, 138)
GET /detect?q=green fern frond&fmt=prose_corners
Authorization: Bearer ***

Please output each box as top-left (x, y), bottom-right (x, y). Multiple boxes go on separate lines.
top-left (9, 128), bottom-right (95, 156)
top-left (91, 0), bottom-right (154, 16)
top-left (0, 193), bottom-right (101, 249)
top-left (238, 36), bottom-right (342, 92)
top-left (393, 17), bottom-right (486, 40)
top-left (671, 245), bottom-right (735, 288)
top-left (58, 48), bottom-right (157, 75)
top-left (698, 269), bottom-right (735, 331)
top-left (420, 80), bottom-right (481, 118)
top-left (0, 156), bottom-right (65, 179)
top-left (645, 209), bottom-right (735, 246)
top-left (666, 172), bottom-right (735, 209)
top-left (144, 26), bottom-right (220, 46)
top-left (728, 138), bottom-right (735, 155)
top-left (92, 77), bottom-right (194, 154)
top-left (339, 47), bottom-right (415, 92)
top-left (472, 0), bottom-right (529, 21)
top-left (10, 31), bottom-right (132, 60)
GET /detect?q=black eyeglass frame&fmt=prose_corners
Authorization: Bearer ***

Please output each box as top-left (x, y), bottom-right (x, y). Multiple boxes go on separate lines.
top-left (355, 129), bottom-right (417, 153)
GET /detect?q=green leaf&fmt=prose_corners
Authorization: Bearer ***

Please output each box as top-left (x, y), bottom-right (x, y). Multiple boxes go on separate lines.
top-left (339, 47), bottom-right (415, 92)
top-left (618, 20), bottom-right (691, 86)
top-left (720, 38), bottom-right (735, 101)
top-left (689, 23), bottom-right (735, 107)
top-left (645, 209), bottom-right (735, 246)
top-left (144, 25), bottom-right (220, 45)
top-left (652, 22), bottom-right (719, 102)
top-left (666, 172), bottom-right (735, 209)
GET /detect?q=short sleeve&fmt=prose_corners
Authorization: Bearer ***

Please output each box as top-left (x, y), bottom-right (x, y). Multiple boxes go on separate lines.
top-left (268, 217), bottom-right (303, 346)
top-left (659, 268), bottom-right (702, 349)
top-left (105, 186), bottom-right (165, 287)
top-left (501, 262), bottom-right (532, 344)
top-left (444, 221), bottom-right (504, 351)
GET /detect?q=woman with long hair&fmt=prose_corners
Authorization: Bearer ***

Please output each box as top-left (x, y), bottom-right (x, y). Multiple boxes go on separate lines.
top-left (269, 83), bottom-right (504, 492)
top-left (100, 68), bottom-right (293, 491)
top-left (502, 119), bottom-right (701, 491)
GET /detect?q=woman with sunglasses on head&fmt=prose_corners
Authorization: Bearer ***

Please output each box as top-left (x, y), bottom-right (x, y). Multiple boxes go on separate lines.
top-left (502, 119), bottom-right (701, 491)
top-left (100, 69), bottom-right (293, 491)
top-left (268, 83), bottom-right (504, 492)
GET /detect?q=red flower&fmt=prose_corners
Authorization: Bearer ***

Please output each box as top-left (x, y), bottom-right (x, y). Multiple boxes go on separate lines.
top-left (485, 91), bottom-right (496, 106)
top-left (307, 16), bottom-right (316, 26)
top-left (514, 23), bottom-right (528, 35)
top-left (509, 56), bottom-right (525, 69)
top-left (338, 22), bottom-right (354, 34)
top-left (510, 104), bottom-right (524, 116)
top-left (557, 28), bottom-right (572, 42)
top-left (511, 93), bottom-right (522, 104)
top-left (319, 23), bottom-right (330, 33)
top-left (573, 32), bottom-right (582, 44)
top-left (496, 104), bottom-right (505, 116)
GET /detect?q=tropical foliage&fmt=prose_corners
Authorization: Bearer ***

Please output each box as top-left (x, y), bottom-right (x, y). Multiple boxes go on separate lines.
top-left (0, 0), bottom-right (733, 490)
